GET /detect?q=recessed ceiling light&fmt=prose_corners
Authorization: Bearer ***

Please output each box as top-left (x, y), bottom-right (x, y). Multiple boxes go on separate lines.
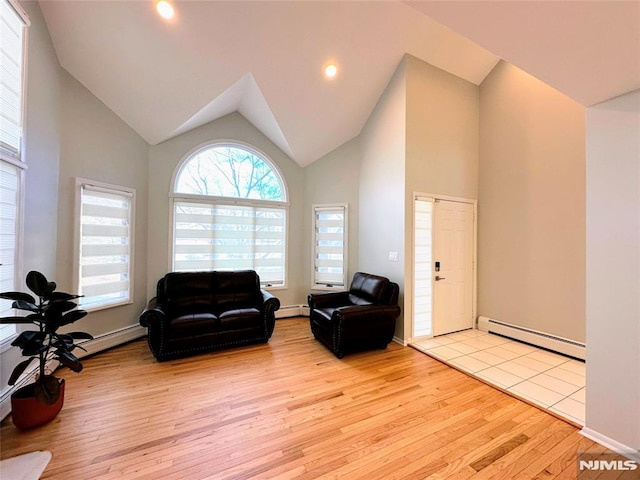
top-left (156, 0), bottom-right (175, 20)
top-left (324, 63), bottom-right (338, 79)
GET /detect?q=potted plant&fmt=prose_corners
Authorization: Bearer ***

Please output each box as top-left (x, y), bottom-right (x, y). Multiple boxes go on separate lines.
top-left (0, 270), bottom-right (93, 428)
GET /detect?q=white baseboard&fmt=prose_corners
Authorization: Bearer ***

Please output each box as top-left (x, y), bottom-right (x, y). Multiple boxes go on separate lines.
top-left (275, 305), bottom-right (309, 318)
top-left (393, 335), bottom-right (406, 346)
top-left (77, 324), bottom-right (146, 359)
top-left (0, 324), bottom-right (146, 422)
top-left (580, 427), bottom-right (640, 462)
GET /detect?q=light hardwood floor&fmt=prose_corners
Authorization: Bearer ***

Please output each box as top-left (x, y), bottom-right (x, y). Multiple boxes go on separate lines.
top-left (0, 317), bottom-right (626, 479)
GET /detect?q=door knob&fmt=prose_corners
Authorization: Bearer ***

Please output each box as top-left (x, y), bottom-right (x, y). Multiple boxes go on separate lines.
top-left (435, 276), bottom-right (446, 281)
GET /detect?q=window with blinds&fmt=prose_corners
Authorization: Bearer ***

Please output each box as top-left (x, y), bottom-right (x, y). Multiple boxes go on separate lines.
top-left (414, 197), bottom-right (434, 337)
top-left (77, 180), bottom-right (135, 311)
top-left (0, 160), bottom-right (20, 342)
top-left (312, 204), bottom-right (347, 289)
top-left (172, 143), bottom-right (288, 287)
top-left (0, 0), bottom-right (27, 344)
top-left (0, 0), bottom-right (28, 161)
top-left (173, 201), bottom-right (286, 286)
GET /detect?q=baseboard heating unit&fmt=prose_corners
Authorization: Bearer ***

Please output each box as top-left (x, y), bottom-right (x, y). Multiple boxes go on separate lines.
top-left (477, 316), bottom-right (586, 360)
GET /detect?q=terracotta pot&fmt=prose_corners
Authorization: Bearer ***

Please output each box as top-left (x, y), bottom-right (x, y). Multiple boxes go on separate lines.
top-left (10, 379), bottom-right (65, 429)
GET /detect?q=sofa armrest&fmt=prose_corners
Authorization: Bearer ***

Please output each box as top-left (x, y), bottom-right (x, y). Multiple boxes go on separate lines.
top-left (139, 297), bottom-right (166, 328)
top-left (307, 291), bottom-right (350, 310)
top-left (334, 304), bottom-right (401, 326)
top-left (261, 289), bottom-right (281, 313)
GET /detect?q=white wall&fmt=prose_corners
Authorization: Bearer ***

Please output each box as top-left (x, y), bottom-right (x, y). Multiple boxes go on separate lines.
top-left (147, 112), bottom-right (305, 307)
top-left (404, 55), bottom-right (479, 341)
top-left (21, 0), bottom-right (60, 279)
top-left (405, 55), bottom-right (479, 200)
top-left (585, 90), bottom-right (640, 454)
top-left (56, 70), bottom-right (149, 337)
top-left (359, 58), bottom-right (407, 337)
top-left (1, 0), bottom-right (61, 409)
top-left (478, 61), bottom-right (586, 342)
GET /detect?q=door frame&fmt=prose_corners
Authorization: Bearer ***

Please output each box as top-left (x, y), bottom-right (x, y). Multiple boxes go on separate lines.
top-left (408, 192), bottom-right (477, 343)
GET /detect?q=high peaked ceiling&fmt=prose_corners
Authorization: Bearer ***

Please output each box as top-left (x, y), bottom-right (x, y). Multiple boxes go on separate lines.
top-left (39, 1), bottom-right (639, 167)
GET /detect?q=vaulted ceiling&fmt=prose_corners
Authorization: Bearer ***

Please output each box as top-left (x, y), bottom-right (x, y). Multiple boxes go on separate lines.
top-left (39, 1), bottom-right (639, 167)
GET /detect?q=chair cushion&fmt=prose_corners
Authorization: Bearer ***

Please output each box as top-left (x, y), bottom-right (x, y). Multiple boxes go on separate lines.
top-left (169, 313), bottom-right (218, 336)
top-left (219, 308), bottom-right (261, 329)
top-left (349, 272), bottom-right (389, 304)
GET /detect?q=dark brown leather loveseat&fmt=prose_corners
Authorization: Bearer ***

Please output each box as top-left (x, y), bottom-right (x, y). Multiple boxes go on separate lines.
top-left (307, 272), bottom-right (401, 358)
top-left (140, 270), bottom-right (280, 361)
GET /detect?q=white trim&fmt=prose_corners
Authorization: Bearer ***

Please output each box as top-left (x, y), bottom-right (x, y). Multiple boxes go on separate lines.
top-left (169, 139), bottom-right (289, 203)
top-left (0, 323), bottom-right (145, 421)
top-left (310, 203), bottom-right (348, 290)
top-left (6, 0), bottom-right (29, 26)
top-left (580, 427), bottom-right (640, 462)
top-left (409, 192), bottom-right (477, 343)
top-left (477, 316), bottom-right (586, 360)
top-left (275, 305), bottom-right (304, 319)
top-left (73, 178), bottom-right (136, 311)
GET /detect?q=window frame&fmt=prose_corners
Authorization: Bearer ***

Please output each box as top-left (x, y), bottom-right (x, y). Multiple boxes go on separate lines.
top-left (74, 178), bottom-right (136, 312)
top-left (0, 0), bottom-right (29, 348)
top-left (169, 141), bottom-right (289, 289)
top-left (311, 203), bottom-right (348, 291)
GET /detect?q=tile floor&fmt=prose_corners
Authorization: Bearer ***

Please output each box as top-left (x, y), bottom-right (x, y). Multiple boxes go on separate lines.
top-left (412, 329), bottom-right (586, 426)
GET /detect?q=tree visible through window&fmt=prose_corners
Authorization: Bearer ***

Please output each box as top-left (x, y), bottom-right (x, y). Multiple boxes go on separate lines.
top-left (172, 144), bottom-right (288, 287)
top-left (176, 146), bottom-right (284, 201)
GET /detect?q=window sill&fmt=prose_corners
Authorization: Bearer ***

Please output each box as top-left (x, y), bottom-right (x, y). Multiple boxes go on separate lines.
top-left (80, 299), bottom-right (133, 314)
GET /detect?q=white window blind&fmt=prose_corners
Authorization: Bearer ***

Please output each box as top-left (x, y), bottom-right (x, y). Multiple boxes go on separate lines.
top-left (313, 204), bottom-right (346, 288)
top-left (414, 198), bottom-right (434, 337)
top-left (0, 159), bottom-right (19, 341)
top-left (173, 200), bottom-right (286, 286)
top-left (78, 182), bottom-right (134, 310)
top-left (0, 0), bottom-right (27, 161)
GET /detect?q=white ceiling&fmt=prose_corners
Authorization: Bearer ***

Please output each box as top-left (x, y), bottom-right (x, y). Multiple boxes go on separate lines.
top-left (406, 1), bottom-right (640, 108)
top-left (39, 1), bottom-right (639, 167)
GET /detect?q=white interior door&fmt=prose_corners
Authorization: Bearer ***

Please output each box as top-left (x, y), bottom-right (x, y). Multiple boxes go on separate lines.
top-left (432, 200), bottom-right (475, 336)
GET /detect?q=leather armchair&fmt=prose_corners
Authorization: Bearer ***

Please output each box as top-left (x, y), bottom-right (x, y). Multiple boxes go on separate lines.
top-left (307, 272), bottom-right (401, 358)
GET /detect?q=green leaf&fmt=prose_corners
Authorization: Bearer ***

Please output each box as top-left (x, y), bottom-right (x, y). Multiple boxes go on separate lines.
top-left (45, 301), bottom-right (77, 316)
top-left (11, 331), bottom-right (47, 356)
top-left (11, 300), bottom-right (39, 312)
top-left (56, 350), bottom-right (83, 373)
top-left (0, 291), bottom-right (36, 304)
top-left (0, 316), bottom-right (35, 324)
top-left (56, 333), bottom-right (75, 345)
top-left (45, 281), bottom-right (57, 296)
top-left (8, 357), bottom-right (36, 385)
top-left (60, 310), bottom-right (88, 326)
top-left (48, 292), bottom-right (82, 302)
top-left (26, 271), bottom-right (48, 297)
top-left (67, 331), bottom-right (93, 340)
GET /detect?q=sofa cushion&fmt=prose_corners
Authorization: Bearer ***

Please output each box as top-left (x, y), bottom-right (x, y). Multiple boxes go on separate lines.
top-left (349, 272), bottom-right (389, 304)
top-left (214, 270), bottom-right (262, 312)
top-left (219, 308), bottom-right (261, 329)
top-left (161, 272), bottom-right (216, 316)
top-left (169, 313), bottom-right (219, 336)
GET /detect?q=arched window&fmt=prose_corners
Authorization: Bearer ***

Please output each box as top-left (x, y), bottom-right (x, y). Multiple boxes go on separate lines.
top-left (171, 143), bottom-right (288, 287)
